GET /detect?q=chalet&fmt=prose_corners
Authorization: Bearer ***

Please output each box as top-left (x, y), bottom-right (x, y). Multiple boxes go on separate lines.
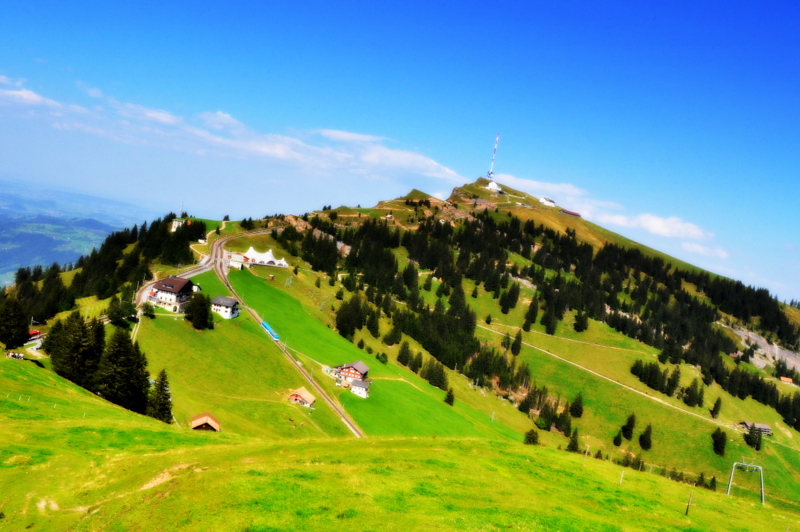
top-left (780, 376), bottom-right (794, 385)
top-left (540, 197), bottom-right (556, 207)
top-left (211, 296), bottom-right (239, 319)
top-left (559, 209), bottom-right (582, 218)
top-left (289, 387), bottom-right (316, 407)
top-left (350, 380), bottom-right (370, 398)
top-left (149, 276), bottom-right (195, 313)
top-left (486, 181), bottom-right (501, 192)
top-left (385, 214), bottom-right (394, 221)
top-left (739, 422), bottom-right (772, 436)
top-left (334, 361), bottom-right (370, 382)
top-left (191, 412), bottom-right (220, 432)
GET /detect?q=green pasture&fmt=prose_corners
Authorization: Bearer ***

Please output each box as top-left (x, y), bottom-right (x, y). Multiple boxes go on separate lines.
top-left (135, 270), bottom-right (351, 440)
top-left (227, 268), bottom-right (522, 440)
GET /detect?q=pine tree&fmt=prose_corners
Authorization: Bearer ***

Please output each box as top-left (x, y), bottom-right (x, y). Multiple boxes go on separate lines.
top-left (397, 341), bottom-right (411, 366)
top-left (146, 369), bottom-right (173, 423)
top-left (639, 424), bottom-right (653, 450)
top-left (710, 397), bottom-right (722, 418)
top-left (444, 388), bottom-right (454, 406)
top-left (511, 330), bottom-right (522, 356)
top-left (711, 428), bottom-right (727, 456)
top-left (622, 413), bottom-right (636, 440)
top-left (524, 428), bottom-right (539, 445)
top-left (570, 392), bottom-right (584, 418)
top-left (185, 293), bottom-right (213, 330)
top-left (471, 286), bottom-right (478, 298)
top-left (0, 295), bottom-right (29, 349)
top-left (567, 428), bottom-right (580, 452)
top-left (96, 328), bottom-right (150, 414)
top-left (709, 476), bottom-right (717, 491)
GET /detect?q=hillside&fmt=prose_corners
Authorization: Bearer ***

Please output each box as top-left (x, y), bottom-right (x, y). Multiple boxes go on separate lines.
top-left (3, 178), bottom-right (800, 530)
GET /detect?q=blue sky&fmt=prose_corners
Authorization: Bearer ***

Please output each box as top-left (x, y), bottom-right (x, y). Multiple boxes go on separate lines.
top-left (0, 2), bottom-right (798, 301)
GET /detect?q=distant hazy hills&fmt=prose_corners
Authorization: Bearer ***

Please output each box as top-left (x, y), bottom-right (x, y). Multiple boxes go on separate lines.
top-left (0, 179), bottom-right (159, 286)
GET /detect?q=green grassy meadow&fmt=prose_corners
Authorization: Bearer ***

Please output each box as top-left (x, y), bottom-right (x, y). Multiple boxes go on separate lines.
top-left (3, 356), bottom-right (800, 531)
top-left (135, 270), bottom-right (351, 440)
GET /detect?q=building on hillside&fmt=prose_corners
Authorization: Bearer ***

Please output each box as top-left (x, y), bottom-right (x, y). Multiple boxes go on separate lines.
top-left (149, 276), bottom-right (195, 313)
top-left (228, 252), bottom-right (244, 270)
top-left (486, 181), bottom-right (501, 192)
top-left (540, 197), bottom-right (556, 207)
top-left (197, 238), bottom-right (207, 244)
top-left (170, 218), bottom-right (186, 232)
top-left (211, 296), bottom-right (239, 319)
top-left (191, 412), bottom-right (220, 432)
top-left (334, 361), bottom-right (370, 382)
top-left (739, 422), bottom-right (772, 436)
top-left (385, 214), bottom-right (394, 221)
top-left (559, 209), bottom-right (582, 218)
top-left (289, 387), bottom-right (316, 407)
top-left (350, 380), bottom-right (370, 398)
top-left (780, 376), bottom-right (794, 385)
top-left (242, 246), bottom-right (289, 268)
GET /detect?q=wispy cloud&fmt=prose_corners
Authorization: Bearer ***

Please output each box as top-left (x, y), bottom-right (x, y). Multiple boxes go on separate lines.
top-left (317, 129), bottom-right (386, 143)
top-left (0, 81), bottom-right (464, 188)
top-left (0, 87), bottom-right (61, 108)
top-left (596, 213), bottom-right (712, 240)
top-left (681, 242), bottom-right (728, 259)
top-left (0, 75), bottom-right (25, 87)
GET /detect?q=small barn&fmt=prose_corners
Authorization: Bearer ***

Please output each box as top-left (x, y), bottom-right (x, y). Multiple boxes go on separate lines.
top-left (540, 197), bottom-right (556, 207)
top-left (780, 376), bottom-right (794, 385)
top-left (191, 412), bottom-right (221, 432)
top-left (289, 387), bottom-right (316, 407)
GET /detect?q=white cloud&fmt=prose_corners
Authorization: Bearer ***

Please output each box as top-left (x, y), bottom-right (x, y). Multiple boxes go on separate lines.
top-left (681, 242), bottom-right (728, 259)
top-left (0, 75), bottom-right (25, 87)
top-left (112, 100), bottom-right (182, 125)
top-left (0, 79), bottom-right (465, 193)
top-left (492, 173), bottom-right (588, 199)
top-left (317, 129), bottom-right (385, 143)
top-left (198, 111), bottom-right (246, 133)
top-left (0, 88), bottom-right (60, 107)
top-left (595, 213), bottom-right (711, 240)
top-left (359, 144), bottom-right (462, 182)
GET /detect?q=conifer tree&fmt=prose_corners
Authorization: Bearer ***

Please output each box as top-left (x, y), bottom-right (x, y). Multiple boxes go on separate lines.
top-left (397, 341), bottom-right (411, 366)
top-left (711, 427), bottom-right (727, 456)
top-left (567, 428), bottom-right (580, 452)
top-left (613, 431), bottom-right (622, 446)
top-left (570, 392), bottom-right (584, 418)
top-left (710, 397), bottom-right (722, 419)
top-left (524, 428), bottom-right (539, 445)
top-left (639, 424), bottom-right (653, 450)
top-left (444, 388), bottom-right (454, 406)
top-left (96, 328), bottom-right (150, 414)
top-left (185, 293), bottom-right (213, 330)
top-left (622, 413), bottom-right (636, 440)
top-left (146, 369), bottom-right (173, 423)
top-left (0, 295), bottom-right (28, 349)
top-left (511, 330), bottom-right (522, 356)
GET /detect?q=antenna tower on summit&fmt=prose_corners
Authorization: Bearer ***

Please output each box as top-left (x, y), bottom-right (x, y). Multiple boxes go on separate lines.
top-left (487, 134), bottom-right (500, 179)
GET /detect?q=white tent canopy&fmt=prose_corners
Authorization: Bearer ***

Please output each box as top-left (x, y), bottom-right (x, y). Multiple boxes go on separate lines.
top-left (243, 246), bottom-right (289, 268)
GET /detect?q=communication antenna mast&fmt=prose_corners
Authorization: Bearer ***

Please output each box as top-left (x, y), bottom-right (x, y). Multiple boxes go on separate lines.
top-left (487, 134), bottom-right (500, 179)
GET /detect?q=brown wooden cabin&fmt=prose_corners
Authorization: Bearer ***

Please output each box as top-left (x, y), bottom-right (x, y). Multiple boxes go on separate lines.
top-left (191, 412), bottom-right (221, 432)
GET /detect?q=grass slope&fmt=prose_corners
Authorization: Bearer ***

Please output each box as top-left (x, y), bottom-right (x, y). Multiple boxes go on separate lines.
top-left (135, 270), bottom-right (351, 440)
top-left (227, 268), bottom-right (519, 440)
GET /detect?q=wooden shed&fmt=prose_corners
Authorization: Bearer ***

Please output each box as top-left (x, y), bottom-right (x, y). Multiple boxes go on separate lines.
top-left (191, 412), bottom-right (221, 432)
top-left (289, 387), bottom-right (316, 407)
